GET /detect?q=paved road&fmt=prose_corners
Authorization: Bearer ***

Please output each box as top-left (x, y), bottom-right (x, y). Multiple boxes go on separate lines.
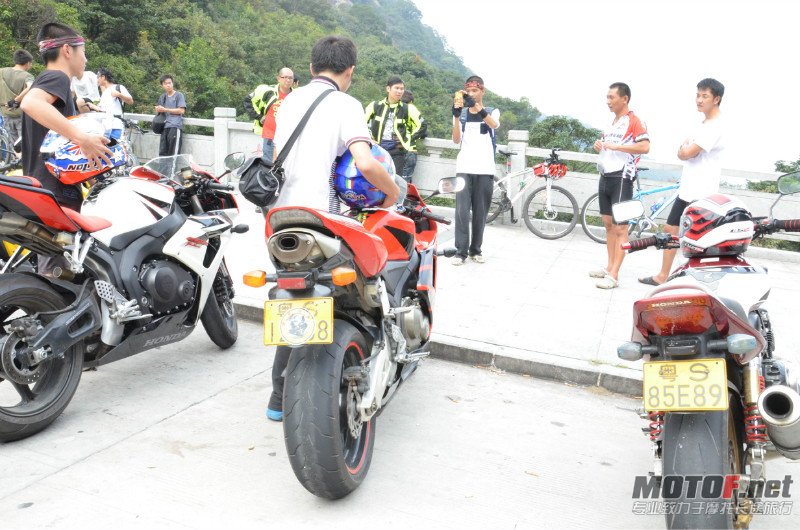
top-left (1, 321), bottom-right (797, 529)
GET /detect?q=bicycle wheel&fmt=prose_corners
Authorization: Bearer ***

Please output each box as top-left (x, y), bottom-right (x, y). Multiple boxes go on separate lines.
top-left (0, 129), bottom-right (13, 167)
top-left (580, 193), bottom-right (607, 244)
top-left (522, 184), bottom-right (578, 239)
top-left (486, 176), bottom-right (512, 224)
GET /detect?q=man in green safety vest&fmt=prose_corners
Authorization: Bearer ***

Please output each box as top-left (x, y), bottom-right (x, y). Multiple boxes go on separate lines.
top-left (246, 67), bottom-right (294, 163)
top-left (364, 76), bottom-right (424, 178)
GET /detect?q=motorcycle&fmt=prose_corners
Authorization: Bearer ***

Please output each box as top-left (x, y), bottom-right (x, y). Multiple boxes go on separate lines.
top-left (244, 177), bottom-right (462, 499)
top-left (0, 153), bottom-right (249, 442)
top-left (616, 173), bottom-right (800, 529)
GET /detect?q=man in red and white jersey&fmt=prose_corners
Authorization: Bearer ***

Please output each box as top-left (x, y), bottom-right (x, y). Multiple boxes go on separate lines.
top-left (589, 82), bottom-right (650, 289)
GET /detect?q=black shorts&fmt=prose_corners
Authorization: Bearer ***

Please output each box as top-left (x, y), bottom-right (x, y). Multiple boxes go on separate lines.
top-left (598, 174), bottom-right (633, 222)
top-left (667, 197), bottom-right (690, 226)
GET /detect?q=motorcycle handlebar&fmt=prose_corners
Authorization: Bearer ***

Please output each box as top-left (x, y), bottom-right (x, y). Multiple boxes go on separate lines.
top-left (420, 209), bottom-right (451, 225)
top-left (622, 236), bottom-right (657, 253)
top-left (206, 182), bottom-right (235, 192)
top-left (774, 219), bottom-right (800, 232)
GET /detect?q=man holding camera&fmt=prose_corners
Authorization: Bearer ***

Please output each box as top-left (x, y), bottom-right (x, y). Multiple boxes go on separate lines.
top-left (451, 75), bottom-right (500, 265)
top-left (1, 50), bottom-right (35, 143)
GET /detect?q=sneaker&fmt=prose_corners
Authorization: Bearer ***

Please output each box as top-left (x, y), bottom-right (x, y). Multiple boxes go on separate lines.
top-left (470, 255), bottom-right (486, 264)
top-left (588, 267), bottom-right (608, 278)
top-left (595, 275), bottom-right (619, 289)
top-left (266, 408), bottom-right (283, 422)
top-left (451, 256), bottom-right (466, 266)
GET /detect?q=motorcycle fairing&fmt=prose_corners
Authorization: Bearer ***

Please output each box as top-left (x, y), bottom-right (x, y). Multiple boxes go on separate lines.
top-left (0, 179), bottom-right (82, 232)
top-left (361, 210), bottom-right (416, 261)
top-left (267, 207), bottom-right (388, 278)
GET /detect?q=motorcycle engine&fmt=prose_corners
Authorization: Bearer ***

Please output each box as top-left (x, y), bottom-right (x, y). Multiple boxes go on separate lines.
top-left (139, 259), bottom-right (196, 315)
top-left (397, 297), bottom-right (430, 351)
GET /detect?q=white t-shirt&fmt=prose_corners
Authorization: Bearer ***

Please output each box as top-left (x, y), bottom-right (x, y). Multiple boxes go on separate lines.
top-left (455, 108), bottom-right (501, 175)
top-left (273, 78), bottom-right (372, 211)
top-left (678, 117), bottom-right (725, 201)
top-left (98, 84), bottom-right (131, 117)
top-left (71, 71), bottom-right (99, 101)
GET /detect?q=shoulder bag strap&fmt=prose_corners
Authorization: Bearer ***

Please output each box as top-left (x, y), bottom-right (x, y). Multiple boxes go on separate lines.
top-left (273, 89), bottom-right (334, 167)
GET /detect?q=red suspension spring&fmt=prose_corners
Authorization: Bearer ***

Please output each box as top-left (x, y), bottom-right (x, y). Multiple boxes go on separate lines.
top-left (744, 403), bottom-right (768, 444)
top-left (648, 411), bottom-right (664, 442)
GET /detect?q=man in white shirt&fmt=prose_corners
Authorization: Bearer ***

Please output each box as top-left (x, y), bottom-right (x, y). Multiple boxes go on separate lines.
top-left (92, 67), bottom-right (133, 117)
top-left (71, 69), bottom-right (99, 110)
top-left (451, 75), bottom-right (500, 265)
top-left (639, 78), bottom-right (726, 286)
top-left (266, 35), bottom-right (400, 422)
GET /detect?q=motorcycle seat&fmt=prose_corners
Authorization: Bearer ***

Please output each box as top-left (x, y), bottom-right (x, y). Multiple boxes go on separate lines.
top-left (0, 175), bottom-right (42, 188)
top-left (62, 208), bottom-right (112, 233)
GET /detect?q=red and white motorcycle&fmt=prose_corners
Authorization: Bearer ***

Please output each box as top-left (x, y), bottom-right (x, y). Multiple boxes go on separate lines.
top-left (244, 177), bottom-right (462, 499)
top-left (0, 152), bottom-right (248, 442)
top-left (616, 173), bottom-right (800, 529)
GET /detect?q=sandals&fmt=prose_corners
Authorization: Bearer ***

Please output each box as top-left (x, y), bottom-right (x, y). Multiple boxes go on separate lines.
top-left (588, 267), bottom-right (608, 279)
top-left (595, 275), bottom-right (619, 289)
top-left (638, 276), bottom-right (663, 286)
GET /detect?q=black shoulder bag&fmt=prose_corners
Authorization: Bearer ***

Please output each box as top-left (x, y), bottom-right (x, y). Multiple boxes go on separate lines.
top-left (238, 89), bottom-right (333, 208)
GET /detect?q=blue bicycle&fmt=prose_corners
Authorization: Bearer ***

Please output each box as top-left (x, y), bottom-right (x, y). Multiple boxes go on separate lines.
top-left (580, 173), bottom-right (679, 244)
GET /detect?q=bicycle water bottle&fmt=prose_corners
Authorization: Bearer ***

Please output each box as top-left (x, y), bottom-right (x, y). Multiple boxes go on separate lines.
top-left (650, 196), bottom-right (665, 215)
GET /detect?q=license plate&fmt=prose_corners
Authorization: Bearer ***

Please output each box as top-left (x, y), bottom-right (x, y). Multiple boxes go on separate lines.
top-left (263, 297), bottom-right (333, 346)
top-left (643, 359), bottom-right (728, 412)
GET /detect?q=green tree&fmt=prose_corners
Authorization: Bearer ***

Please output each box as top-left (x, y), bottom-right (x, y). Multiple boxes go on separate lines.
top-left (775, 156), bottom-right (800, 174)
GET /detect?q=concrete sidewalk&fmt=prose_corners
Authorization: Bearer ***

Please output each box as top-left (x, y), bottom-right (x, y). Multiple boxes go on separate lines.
top-left (226, 198), bottom-right (800, 396)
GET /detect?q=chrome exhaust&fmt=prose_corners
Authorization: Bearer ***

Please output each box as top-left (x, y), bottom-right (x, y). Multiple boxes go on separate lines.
top-left (758, 385), bottom-right (800, 460)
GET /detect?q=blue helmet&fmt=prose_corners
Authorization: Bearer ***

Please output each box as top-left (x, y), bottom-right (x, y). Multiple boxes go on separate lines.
top-left (334, 144), bottom-right (394, 209)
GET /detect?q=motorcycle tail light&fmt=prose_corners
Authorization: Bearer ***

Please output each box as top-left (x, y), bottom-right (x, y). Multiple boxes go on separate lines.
top-left (636, 293), bottom-right (717, 337)
top-left (331, 267), bottom-right (357, 286)
top-left (243, 270), bottom-right (267, 287)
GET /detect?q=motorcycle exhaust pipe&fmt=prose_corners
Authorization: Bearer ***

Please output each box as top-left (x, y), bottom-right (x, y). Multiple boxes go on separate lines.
top-left (758, 385), bottom-right (800, 460)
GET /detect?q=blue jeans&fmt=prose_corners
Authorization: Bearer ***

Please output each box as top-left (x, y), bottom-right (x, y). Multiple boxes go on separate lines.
top-left (262, 138), bottom-right (275, 163)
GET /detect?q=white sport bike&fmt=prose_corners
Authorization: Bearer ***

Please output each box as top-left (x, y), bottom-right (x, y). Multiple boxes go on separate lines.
top-left (0, 154), bottom-right (248, 442)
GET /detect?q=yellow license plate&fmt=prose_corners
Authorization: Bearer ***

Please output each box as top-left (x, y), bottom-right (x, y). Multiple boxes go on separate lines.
top-left (643, 359), bottom-right (728, 412)
top-left (263, 297), bottom-right (333, 346)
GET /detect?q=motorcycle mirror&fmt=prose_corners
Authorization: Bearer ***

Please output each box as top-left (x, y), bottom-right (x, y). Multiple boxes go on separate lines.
top-left (612, 199), bottom-right (645, 223)
top-left (777, 172), bottom-right (800, 196)
top-left (224, 152), bottom-right (246, 171)
top-left (438, 176), bottom-right (465, 195)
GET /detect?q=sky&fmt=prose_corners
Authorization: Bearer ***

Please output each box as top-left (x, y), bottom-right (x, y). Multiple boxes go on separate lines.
top-left (410, 0), bottom-right (800, 173)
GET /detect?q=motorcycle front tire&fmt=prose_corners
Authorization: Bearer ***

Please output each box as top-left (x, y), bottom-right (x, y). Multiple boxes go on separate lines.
top-left (662, 393), bottom-right (746, 529)
top-left (283, 319), bottom-right (376, 499)
top-left (200, 264), bottom-right (238, 349)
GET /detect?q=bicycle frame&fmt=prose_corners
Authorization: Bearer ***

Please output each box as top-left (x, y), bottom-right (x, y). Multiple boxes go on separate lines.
top-left (628, 180), bottom-right (679, 234)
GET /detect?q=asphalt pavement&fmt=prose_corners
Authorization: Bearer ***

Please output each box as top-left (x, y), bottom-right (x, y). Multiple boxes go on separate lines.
top-left (1, 320), bottom-right (796, 529)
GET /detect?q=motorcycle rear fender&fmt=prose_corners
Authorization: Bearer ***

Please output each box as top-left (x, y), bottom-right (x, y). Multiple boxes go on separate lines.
top-left (632, 282), bottom-right (766, 363)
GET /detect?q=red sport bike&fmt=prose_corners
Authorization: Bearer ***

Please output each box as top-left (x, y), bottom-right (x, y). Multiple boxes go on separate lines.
top-left (244, 177), bottom-right (462, 499)
top-left (616, 173), bottom-right (800, 529)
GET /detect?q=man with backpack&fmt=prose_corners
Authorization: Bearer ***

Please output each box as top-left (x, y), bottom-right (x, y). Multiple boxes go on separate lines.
top-left (155, 74), bottom-right (186, 156)
top-left (93, 67), bottom-right (133, 117)
top-left (1, 50), bottom-right (35, 143)
top-left (451, 75), bottom-right (499, 265)
top-left (245, 68), bottom-right (294, 163)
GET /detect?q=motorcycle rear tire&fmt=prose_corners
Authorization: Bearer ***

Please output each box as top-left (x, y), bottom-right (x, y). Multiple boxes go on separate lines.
top-left (0, 274), bottom-right (83, 442)
top-left (283, 320), bottom-right (376, 499)
top-left (662, 394), bottom-right (746, 529)
top-left (200, 263), bottom-right (238, 349)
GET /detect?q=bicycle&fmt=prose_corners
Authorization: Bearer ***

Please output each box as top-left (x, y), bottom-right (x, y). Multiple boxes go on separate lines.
top-left (119, 117), bottom-right (143, 167)
top-left (0, 115), bottom-right (17, 170)
top-left (579, 170), bottom-right (679, 244)
top-left (486, 147), bottom-right (579, 239)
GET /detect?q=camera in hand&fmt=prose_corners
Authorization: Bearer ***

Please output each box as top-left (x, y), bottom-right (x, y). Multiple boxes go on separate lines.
top-left (454, 91), bottom-right (476, 108)
top-left (6, 99), bottom-right (20, 109)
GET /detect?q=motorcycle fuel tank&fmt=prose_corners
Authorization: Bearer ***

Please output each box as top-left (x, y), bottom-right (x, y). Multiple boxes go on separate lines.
top-left (81, 177), bottom-right (176, 248)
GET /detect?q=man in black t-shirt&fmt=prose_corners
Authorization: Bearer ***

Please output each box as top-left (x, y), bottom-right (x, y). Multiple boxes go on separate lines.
top-left (20, 22), bottom-right (111, 211)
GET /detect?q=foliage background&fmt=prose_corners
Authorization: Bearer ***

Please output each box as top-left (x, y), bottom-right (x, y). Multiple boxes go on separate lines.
top-left (0, 0), bottom-right (600, 153)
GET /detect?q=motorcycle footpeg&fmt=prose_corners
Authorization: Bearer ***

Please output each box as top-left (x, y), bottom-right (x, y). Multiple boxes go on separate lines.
top-left (396, 350), bottom-right (430, 363)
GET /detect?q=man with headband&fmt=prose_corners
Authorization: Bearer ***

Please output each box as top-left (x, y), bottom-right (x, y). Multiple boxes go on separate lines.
top-left (20, 22), bottom-right (112, 212)
top-left (451, 75), bottom-right (500, 265)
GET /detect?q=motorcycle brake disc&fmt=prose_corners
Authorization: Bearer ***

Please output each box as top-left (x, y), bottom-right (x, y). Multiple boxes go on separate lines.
top-left (0, 334), bottom-right (44, 385)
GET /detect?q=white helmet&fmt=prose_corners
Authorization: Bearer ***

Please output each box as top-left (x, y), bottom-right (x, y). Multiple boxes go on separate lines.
top-left (679, 194), bottom-right (754, 257)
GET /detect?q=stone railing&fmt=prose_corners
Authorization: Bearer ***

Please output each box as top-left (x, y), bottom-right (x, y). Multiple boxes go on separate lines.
top-left (125, 108), bottom-right (798, 228)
